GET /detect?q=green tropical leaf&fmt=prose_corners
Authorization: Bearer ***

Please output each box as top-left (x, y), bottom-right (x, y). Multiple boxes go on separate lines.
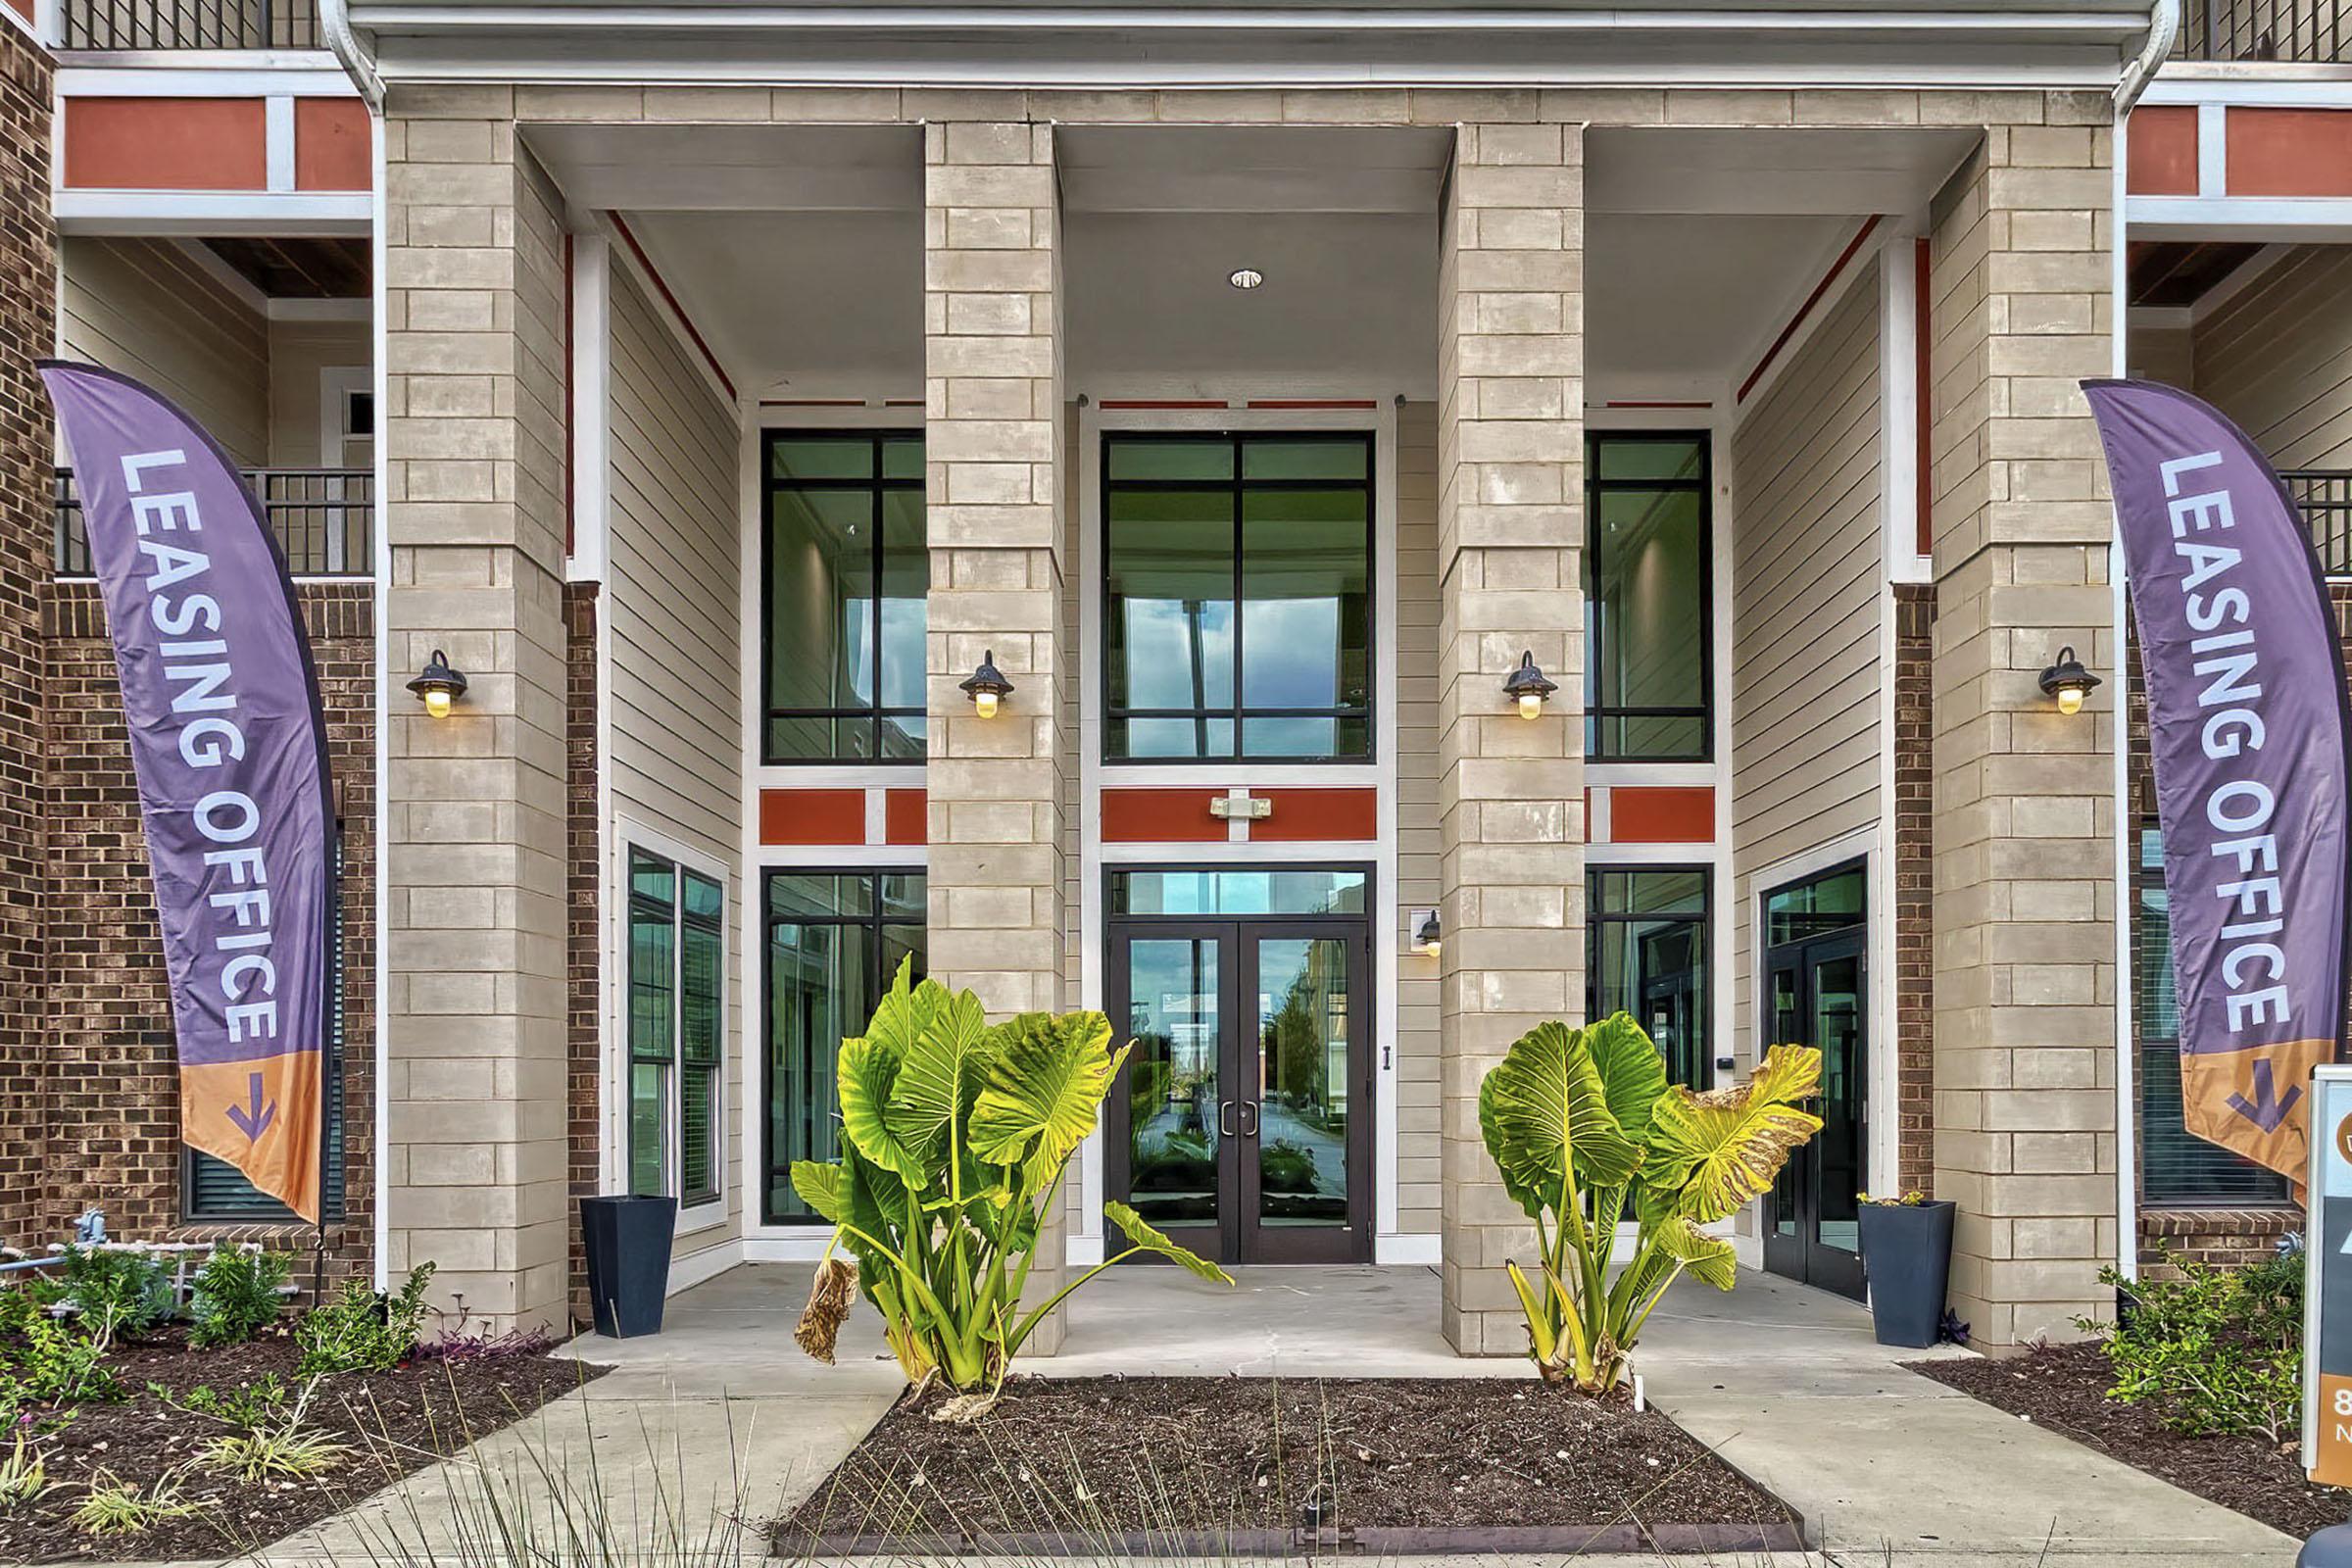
top-left (970, 1010), bottom-right (1126, 1190)
top-left (1643, 1044), bottom-right (1824, 1225)
top-left (863, 956), bottom-right (940, 1065)
top-left (838, 1034), bottom-right (929, 1186)
top-left (884, 984), bottom-right (996, 1180)
top-left (1584, 1012), bottom-right (1670, 1150)
top-left (1105, 1201), bottom-right (1233, 1284)
top-left (789, 1160), bottom-right (849, 1225)
top-left (1477, 1020), bottom-right (1641, 1221)
top-left (1651, 1215), bottom-right (1738, 1291)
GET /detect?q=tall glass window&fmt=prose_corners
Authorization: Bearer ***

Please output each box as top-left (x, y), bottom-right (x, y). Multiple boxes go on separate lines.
top-left (1588, 433), bottom-right (1711, 760)
top-left (2135, 826), bottom-right (2289, 1205)
top-left (1588, 868), bottom-right (1710, 1089)
top-left (764, 869), bottom-right (926, 1224)
top-left (1103, 433), bottom-right (1372, 760)
top-left (762, 432), bottom-right (926, 762)
top-left (627, 849), bottom-right (726, 1207)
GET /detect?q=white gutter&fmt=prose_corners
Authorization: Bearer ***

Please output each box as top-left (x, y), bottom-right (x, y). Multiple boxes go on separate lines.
top-left (2115, 0), bottom-right (2180, 110)
top-left (320, 0), bottom-right (383, 109)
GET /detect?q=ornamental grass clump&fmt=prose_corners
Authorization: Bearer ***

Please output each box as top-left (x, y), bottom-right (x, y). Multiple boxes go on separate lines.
top-left (1479, 1012), bottom-right (1824, 1394)
top-left (792, 959), bottom-right (1232, 1396)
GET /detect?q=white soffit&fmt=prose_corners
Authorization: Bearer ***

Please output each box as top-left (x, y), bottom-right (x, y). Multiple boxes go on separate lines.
top-left (343, 2), bottom-right (2153, 90)
top-left (1586, 126), bottom-right (1981, 217)
top-left (1058, 125), bottom-right (1451, 215)
top-left (525, 122), bottom-right (922, 211)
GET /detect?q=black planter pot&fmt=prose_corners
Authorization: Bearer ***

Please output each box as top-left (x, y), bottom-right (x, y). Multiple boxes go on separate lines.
top-left (1857, 1199), bottom-right (1955, 1348)
top-left (579, 1194), bottom-right (677, 1339)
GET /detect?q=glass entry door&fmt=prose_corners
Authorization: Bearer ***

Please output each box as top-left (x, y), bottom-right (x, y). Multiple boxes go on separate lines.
top-left (1106, 915), bottom-right (1370, 1265)
top-left (1760, 863), bottom-right (1869, 1299)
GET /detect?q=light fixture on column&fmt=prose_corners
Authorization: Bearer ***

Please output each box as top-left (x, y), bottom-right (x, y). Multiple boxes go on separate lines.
top-left (405, 649), bottom-right (467, 719)
top-left (959, 650), bottom-right (1014, 719)
top-left (2037, 645), bottom-right (2100, 716)
top-left (1228, 267), bottom-right (1264, 290)
top-left (1503, 650), bottom-right (1557, 720)
top-left (1413, 908), bottom-right (1442, 959)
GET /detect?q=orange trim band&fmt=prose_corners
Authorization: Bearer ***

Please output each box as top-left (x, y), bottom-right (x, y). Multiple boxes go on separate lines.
top-left (759, 789), bottom-right (865, 846)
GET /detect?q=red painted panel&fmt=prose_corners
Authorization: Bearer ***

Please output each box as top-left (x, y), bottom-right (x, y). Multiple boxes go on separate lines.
top-left (294, 97), bottom-right (370, 191)
top-left (1101, 789), bottom-right (1228, 843)
top-left (2127, 106), bottom-right (2199, 196)
top-left (65, 98), bottom-right (267, 191)
top-left (760, 788), bottom-right (866, 846)
top-left (1608, 786), bottom-right (1715, 845)
top-left (5, 0), bottom-right (31, 22)
top-left (2228, 107), bottom-right (2352, 198)
top-left (1251, 788), bottom-right (1379, 842)
top-left (884, 788), bottom-right (927, 846)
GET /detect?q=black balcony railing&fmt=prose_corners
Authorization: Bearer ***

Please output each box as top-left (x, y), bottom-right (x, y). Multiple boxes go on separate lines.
top-left (55, 466), bottom-right (372, 578)
top-left (2173, 0), bottom-right (2348, 61)
top-left (62, 0), bottom-right (320, 50)
top-left (2287, 469), bottom-right (2352, 577)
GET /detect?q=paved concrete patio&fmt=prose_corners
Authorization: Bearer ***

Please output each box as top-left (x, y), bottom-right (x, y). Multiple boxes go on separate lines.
top-left (227, 1260), bottom-right (2299, 1566)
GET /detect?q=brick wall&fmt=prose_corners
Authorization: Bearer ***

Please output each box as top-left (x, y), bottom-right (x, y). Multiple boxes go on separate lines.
top-left (0, 24), bottom-right (52, 1243)
top-left (1893, 581), bottom-right (1935, 1195)
top-left (33, 582), bottom-right (375, 1274)
top-left (564, 581), bottom-right (599, 1321)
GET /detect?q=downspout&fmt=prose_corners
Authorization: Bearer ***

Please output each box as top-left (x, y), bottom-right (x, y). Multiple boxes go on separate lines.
top-left (2109, 0), bottom-right (2177, 1285)
top-left (319, 0), bottom-right (383, 111)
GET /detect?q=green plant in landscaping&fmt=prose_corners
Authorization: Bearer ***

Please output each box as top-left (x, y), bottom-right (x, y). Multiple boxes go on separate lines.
top-left (162, 1373), bottom-right (290, 1429)
top-left (0, 1427), bottom-right (56, 1510)
top-left (52, 1246), bottom-right (173, 1343)
top-left (1857, 1190), bottom-right (1928, 1205)
top-left (0, 1287), bottom-right (122, 1409)
top-left (297, 1263), bottom-right (435, 1375)
top-left (187, 1245), bottom-right (292, 1348)
top-left (194, 1376), bottom-right (350, 1482)
top-left (70, 1470), bottom-right (210, 1537)
top-left (792, 959), bottom-right (1232, 1395)
top-left (1479, 1012), bottom-right (1824, 1394)
top-left (2079, 1246), bottom-right (2301, 1445)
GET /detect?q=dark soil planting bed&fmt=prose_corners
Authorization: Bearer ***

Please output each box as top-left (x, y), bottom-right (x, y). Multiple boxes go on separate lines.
top-left (776, 1375), bottom-right (1803, 1557)
top-left (1908, 1343), bottom-right (2339, 1539)
top-left (0, 1333), bottom-right (601, 1564)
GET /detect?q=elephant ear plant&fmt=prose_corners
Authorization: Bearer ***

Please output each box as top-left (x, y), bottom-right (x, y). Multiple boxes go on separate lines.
top-left (1479, 1012), bottom-right (1824, 1394)
top-left (793, 960), bottom-right (1231, 1397)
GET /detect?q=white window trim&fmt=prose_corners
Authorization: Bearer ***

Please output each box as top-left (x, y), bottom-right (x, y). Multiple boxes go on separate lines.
top-left (612, 818), bottom-right (731, 1234)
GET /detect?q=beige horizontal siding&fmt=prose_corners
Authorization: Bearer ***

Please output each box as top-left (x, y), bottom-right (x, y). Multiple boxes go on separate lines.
top-left (1730, 259), bottom-right (1884, 1069)
top-left (1396, 399), bottom-right (1440, 1241)
top-left (606, 263), bottom-right (746, 1265)
top-left (2192, 245), bottom-right (2352, 469)
top-left (60, 237), bottom-right (270, 467)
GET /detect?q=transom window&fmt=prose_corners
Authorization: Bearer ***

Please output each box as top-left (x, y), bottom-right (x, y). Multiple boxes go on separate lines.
top-left (764, 869), bottom-right (926, 1225)
top-left (627, 848), bottom-right (726, 1208)
top-left (1103, 433), bottom-right (1373, 762)
top-left (1588, 433), bottom-right (1711, 761)
top-left (761, 431), bottom-right (927, 763)
top-left (1588, 867), bottom-right (1710, 1090)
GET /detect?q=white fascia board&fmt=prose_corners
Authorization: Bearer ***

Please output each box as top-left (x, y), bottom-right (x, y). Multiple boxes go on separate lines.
top-left (57, 65), bottom-right (360, 96)
top-left (55, 191), bottom-right (371, 233)
top-left (2129, 195), bottom-right (2352, 239)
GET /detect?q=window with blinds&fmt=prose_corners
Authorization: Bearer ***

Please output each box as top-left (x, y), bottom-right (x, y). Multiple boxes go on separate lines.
top-left (184, 832), bottom-right (348, 1223)
top-left (2136, 826), bottom-right (2290, 1206)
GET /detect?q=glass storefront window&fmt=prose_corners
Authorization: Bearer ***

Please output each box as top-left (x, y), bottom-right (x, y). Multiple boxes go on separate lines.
top-left (1588, 868), bottom-right (1710, 1088)
top-left (765, 869), bottom-right (926, 1224)
top-left (1588, 433), bottom-right (1710, 760)
top-left (763, 432), bottom-right (926, 762)
top-left (1110, 867), bottom-right (1369, 918)
top-left (1104, 433), bottom-right (1372, 761)
top-left (627, 848), bottom-right (726, 1207)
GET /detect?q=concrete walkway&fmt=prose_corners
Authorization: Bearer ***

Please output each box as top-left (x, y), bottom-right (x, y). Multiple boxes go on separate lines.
top-left (223, 1260), bottom-right (2299, 1566)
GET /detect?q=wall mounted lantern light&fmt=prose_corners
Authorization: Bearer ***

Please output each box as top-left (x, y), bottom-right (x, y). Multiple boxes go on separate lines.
top-left (959, 650), bottom-right (1014, 719)
top-left (2037, 645), bottom-right (2100, 716)
top-left (1413, 908), bottom-right (1443, 959)
top-left (405, 649), bottom-right (467, 719)
top-left (1503, 650), bottom-right (1558, 720)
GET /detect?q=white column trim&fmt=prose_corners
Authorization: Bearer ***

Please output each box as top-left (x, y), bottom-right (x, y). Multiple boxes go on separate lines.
top-left (2195, 100), bottom-right (2227, 198)
top-left (265, 95), bottom-right (296, 193)
top-left (568, 234), bottom-right (612, 585)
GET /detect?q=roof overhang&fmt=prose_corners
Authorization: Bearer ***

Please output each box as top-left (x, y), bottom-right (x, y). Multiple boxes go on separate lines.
top-left (331, 1), bottom-right (2160, 93)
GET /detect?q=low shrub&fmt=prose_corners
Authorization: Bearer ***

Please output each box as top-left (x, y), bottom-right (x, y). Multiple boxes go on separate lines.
top-left (0, 1288), bottom-right (122, 1412)
top-left (187, 1246), bottom-right (291, 1348)
top-left (297, 1263), bottom-right (435, 1376)
top-left (2080, 1245), bottom-right (2301, 1445)
top-left (51, 1247), bottom-right (172, 1345)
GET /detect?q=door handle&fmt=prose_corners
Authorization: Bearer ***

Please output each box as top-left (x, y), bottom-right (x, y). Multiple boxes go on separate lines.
top-left (1219, 1101), bottom-right (1235, 1138)
top-left (1239, 1101), bottom-right (1259, 1139)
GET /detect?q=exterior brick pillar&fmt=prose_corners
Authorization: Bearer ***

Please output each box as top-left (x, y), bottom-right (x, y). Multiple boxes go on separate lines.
top-left (922, 119), bottom-right (1070, 1350)
top-left (1926, 107), bottom-right (2118, 1346)
top-left (382, 90), bottom-right (572, 1332)
top-left (1435, 122), bottom-right (1587, 1354)
top-left (0, 27), bottom-right (50, 1243)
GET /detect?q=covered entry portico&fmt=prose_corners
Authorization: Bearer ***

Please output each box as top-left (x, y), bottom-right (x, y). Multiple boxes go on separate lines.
top-left (376, 76), bottom-right (2125, 1351)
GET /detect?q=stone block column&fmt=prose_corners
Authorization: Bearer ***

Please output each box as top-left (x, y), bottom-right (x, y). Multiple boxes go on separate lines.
top-left (922, 118), bottom-right (1071, 1350)
top-left (382, 89), bottom-right (573, 1332)
top-left (1435, 122), bottom-right (1588, 1354)
top-left (1926, 105), bottom-right (2118, 1346)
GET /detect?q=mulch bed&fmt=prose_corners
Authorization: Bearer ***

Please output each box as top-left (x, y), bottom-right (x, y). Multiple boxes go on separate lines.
top-left (776, 1375), bottom-right (1802, 1556)
top-left (0, 1330), bottom-right (603, 1564)
top-left (1907, 1342), bottom-right (2340, 1539)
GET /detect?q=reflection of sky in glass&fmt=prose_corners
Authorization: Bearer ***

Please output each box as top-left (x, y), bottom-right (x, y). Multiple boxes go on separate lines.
top-left (879, 599), bottom-right (923, 709)
top-left (1119, 598), bottom-right (1235, 708)
top-left (1243, 716), bottom-right (1338, 757)
top-left (837, 597), bottom-right (874, 705)
top-left (1241, 598), bottom-right (1341, 706)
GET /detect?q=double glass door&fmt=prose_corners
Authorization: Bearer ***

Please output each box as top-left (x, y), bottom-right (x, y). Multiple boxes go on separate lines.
top-left (1106, 918), bottom-right (1370, 1265)
top-left (1761, 864), bottom-right (1869, 1299)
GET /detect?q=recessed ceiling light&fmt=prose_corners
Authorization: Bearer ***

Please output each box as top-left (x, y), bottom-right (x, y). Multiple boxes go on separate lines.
top-left (1228, 268), bottom-right (1264, 290)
